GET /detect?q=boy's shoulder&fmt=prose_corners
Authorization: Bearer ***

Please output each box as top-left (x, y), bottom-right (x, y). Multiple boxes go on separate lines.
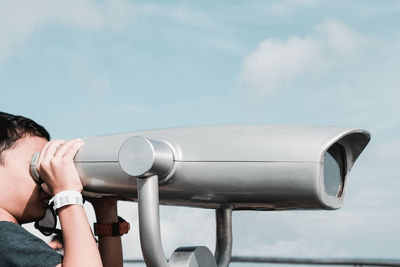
top-left (0, 220), bottom-right (31, 237)
top-left (0, 221), bottom-right (62, 267)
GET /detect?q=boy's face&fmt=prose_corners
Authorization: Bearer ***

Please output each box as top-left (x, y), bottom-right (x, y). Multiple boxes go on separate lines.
top-left (0, 135), bottom-right (50, 223)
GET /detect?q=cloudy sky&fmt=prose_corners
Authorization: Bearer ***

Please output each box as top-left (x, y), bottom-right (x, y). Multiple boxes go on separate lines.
top-left (1, 0), bottom-right (399, 265)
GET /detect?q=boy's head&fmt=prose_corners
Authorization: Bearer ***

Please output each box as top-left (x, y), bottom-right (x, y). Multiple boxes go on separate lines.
top-left (0, 112), bottom-right (50, 165)
top-left (0, 112), bottom-right (51, 223)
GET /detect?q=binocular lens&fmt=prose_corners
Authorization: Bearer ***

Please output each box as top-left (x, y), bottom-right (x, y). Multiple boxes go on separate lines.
top-left (324, 144), bottom-right (346, 197)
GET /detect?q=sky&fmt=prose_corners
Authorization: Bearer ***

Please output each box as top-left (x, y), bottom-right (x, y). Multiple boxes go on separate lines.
top-left (1, 0), bottom-right (399, 266)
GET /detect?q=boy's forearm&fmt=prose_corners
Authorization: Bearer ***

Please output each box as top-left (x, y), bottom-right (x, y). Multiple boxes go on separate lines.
top-left (58, 205), bottom-right (102, 267)
top-left (94, 201), bottom-right (123, 267)
top-left (97, 235), bottom-right (123, 267)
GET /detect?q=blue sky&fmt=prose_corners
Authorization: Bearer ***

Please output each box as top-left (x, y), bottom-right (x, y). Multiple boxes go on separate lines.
top-left (1, 0), bottom-right (399, 264)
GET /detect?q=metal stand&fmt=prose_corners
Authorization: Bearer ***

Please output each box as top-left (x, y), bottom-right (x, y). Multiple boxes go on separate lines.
top-left (133, 136), bottom-right (234, 266)
top-left (215, 207), bottom-right (233, 267)
top-left (137, 175), bottom-right (169, 267)
top-left (137, 175), bottom-right (233, 267)
top-left (169, 246), bottom-right (217, 267)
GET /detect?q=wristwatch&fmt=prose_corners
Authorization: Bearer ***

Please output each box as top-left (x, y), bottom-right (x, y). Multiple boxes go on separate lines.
top-left (94, 216), bottom-right (130, 236)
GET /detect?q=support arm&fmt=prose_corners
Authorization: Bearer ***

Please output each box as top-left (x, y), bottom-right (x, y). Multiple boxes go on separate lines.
top-left (214, 207), bottom-right (233, 267)
top-left (137, 175), bottom-right (169, 267)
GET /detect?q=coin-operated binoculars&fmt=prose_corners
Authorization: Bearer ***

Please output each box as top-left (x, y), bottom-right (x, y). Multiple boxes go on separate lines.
top-left (34, 125), bottom-right (371, 267)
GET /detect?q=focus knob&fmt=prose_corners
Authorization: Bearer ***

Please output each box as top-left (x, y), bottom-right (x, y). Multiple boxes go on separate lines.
top-left (118, 136), bottom-right (174, 178)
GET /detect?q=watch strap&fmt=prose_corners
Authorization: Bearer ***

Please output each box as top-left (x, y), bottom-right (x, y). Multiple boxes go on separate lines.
top-left (94, 216), bottom-right (130, 236)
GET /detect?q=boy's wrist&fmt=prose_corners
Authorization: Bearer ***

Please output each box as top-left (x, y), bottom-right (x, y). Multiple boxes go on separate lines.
top-left (53, 190), bottom-right (83, 210)
top-left (95, 208), bottom-right (118, 223)
top-left (52, 185), bottom-right (83, 195)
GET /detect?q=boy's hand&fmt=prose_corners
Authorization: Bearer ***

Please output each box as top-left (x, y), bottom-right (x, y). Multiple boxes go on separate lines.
top-left (35, 139), bottom-right (84, 196)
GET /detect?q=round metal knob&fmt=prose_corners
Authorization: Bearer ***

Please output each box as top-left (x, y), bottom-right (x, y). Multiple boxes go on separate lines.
top-left (118, 136), bottom-right (174, 178)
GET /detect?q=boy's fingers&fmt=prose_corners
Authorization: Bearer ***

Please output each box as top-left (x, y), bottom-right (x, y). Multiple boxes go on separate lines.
top-left (40, 183), bottom-right (51, 195)
top-left (36, 141), bottom-right (51, 168)
top-left (53, 139), bottom-right (82, 159)
top-left (41, 140), bottom-right (65, 165)
top-left (36, 140), bottom-right (63, 173)
top-left (63, 139), bottom-right (84, 160)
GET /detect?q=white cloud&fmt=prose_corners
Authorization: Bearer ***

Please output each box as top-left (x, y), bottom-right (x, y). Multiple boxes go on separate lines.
top-left (241, 20), bottom-right (368, 92)
top-left (133, 2), bottom-right (227, 31)
top-left (316, 20), bottom-right (362, 55)
top-left (131, 2), bottom-right (247, 55)
top-left (242, 37), bottom-right (323, 93)
top-left (232, 203), bottom-right (400, 258)
top-left (0, 0), bottom-right (134, 63)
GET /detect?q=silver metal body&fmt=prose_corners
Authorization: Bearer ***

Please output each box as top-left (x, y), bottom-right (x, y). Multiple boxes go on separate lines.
top-left (30, 125), bottom-right (371, 267)
top-left (73, 125), bottom-right (370, 210)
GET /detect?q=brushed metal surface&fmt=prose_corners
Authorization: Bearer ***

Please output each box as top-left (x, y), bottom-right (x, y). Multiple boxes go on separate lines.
top-left (214, 208), bottom-right (232, 267)
top-left (70, 125), bottom-right (370, 210)
top-left (137, 175), bottom-right (169, 267)
top-left (119, 136), bottom-right (174, 177)
top-left (169, 247), bottom-right (217, 267)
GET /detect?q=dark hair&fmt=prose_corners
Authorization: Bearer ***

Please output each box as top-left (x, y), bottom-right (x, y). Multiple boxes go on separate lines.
top-left (0, 111), bottom-right (50, 164)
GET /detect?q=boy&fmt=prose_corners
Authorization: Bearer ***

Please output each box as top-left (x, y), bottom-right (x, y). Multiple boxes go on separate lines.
top-left (0, 111), bottom-right (123, 267)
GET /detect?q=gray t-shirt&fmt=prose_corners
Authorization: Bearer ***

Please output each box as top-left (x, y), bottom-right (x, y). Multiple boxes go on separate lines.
top-left (0, 221), bottom-right (62, 267)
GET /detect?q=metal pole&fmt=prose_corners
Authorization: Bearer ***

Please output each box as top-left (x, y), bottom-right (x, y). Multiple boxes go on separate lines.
top-left (230, 256), bottom-right (400, 266)
top-left (214, 207), bottom-right (233, 267)
top-left (137, 175), bottom-right (169, 267)
top-left (124, 257), bottom-right (400, 266)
